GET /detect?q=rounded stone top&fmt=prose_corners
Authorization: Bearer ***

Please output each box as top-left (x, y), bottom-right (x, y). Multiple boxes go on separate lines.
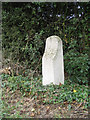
top-left (46, 35), bottom-right (61, 41)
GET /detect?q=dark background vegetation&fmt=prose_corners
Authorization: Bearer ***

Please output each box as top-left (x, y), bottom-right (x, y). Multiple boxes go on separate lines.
top-left (1, 2), bottom-right (89, 118)
top-left (2, 2), bottom-right (89, 84)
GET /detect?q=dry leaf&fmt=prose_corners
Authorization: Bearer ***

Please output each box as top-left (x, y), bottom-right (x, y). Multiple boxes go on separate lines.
top-left (30, 113), bottom-right (35, 117)
top-left (20, 100), bottom-right (23, 103)
top-left (31, 108), bottom-right (35, 112)
top-left (59, 83), bottom-right (62, 86)
top-left (37, 111), bottom-right (41, 115)
top-left (58, 107), bottom-right (61, 109)
top-left (7, 88), bottom-right (10, 92)
top-left (47, 106), bottom-right (50, 109)
top-left (46, 106), bottom-right (50, 113)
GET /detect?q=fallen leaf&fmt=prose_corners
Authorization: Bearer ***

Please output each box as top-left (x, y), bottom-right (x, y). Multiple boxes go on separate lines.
top-left (31, 108), bottom-right (35, 112)
top-left (59, 83), bottom-right (62, 86)
top-left (7, 88), bottom-right (10, 92)
top-left (37, 111), bottom-right (41, 115)
top-left (58, 107), bottom-right (61, 109)
top-left (30, 113), bottom-right (35, 117)
top-left (47, 106), bottom-right (50, 109)
top-left (20, 100), bottom-right (23, 104)
top-left (25, 99), bottom-right (30, 102)
top-left (46, 106), bottom-right (50, 113)
top-left (33, 103), bottom-right (37, 108)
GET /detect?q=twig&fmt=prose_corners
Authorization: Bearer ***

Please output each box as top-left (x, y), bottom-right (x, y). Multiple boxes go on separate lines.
top-left (75, 102), bottom-right (83, 111)
top-left (28, 56), bottom-right (42, 77)
top-left (33, 56), bottom-right (42, 73)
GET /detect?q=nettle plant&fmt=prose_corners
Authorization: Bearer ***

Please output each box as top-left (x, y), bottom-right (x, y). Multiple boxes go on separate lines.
top-left (64, 40), bottom-right (89, 85)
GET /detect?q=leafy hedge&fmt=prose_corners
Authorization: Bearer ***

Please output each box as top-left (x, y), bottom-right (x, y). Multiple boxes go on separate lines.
top-left (2, 2), bottom-right (89, 84)
top-left (64, 40), bottom-right (89, 84)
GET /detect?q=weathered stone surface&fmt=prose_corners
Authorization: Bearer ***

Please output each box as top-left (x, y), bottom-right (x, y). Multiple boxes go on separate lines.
top-left (42, 35), bottom-right (64, 85)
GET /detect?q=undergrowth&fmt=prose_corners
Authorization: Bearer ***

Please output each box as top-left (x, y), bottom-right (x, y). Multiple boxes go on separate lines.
top-left (1, 74), bottom-right (88, 106)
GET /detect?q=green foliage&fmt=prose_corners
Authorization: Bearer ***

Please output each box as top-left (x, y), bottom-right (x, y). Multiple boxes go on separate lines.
top-left (1, 73), bottom-right (88, 117)
top-left (1, 75), bottom-right (88, 107)
top-left (2, 2), bottom-right (89, 84)
top-left (64, 40), bottom-right (89, 84)
top-left (2, 3), bottom-right (45, 72)
top-left (1, 2), bottom-right (89, 115)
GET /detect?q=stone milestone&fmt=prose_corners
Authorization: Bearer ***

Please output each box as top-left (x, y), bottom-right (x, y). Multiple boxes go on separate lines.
top-left (42, 35), bottom-right (64, 85)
